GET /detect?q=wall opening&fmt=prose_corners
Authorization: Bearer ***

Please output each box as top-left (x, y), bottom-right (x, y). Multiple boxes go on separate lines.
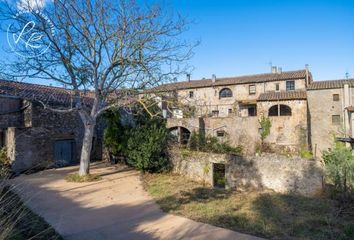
top-left (268, 104), bottom-right (292, 116)
top-left (213, 163), bottom-right (226, 188)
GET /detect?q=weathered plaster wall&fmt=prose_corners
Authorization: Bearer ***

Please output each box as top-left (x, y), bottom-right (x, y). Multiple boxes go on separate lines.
top-left (258, 99), bottom-right (309, 152)
top-left (170, 149), bottom-right (323, 196)
top-left (307, 89), bottom-right (343, 156)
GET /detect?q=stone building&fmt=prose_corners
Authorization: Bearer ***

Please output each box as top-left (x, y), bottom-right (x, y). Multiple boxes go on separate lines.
top-left (156, 67), bottom-right (312, 155)
top-left (307, 79), bottom-right (354, 156)
top-left (0, 80), bottom-right (103, 173)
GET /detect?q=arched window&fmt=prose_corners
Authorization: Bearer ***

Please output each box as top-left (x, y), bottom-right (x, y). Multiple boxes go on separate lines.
top-left (219, 88), bottom-right (233, 98)
top-left (268, 104), bottom-right (292, 116)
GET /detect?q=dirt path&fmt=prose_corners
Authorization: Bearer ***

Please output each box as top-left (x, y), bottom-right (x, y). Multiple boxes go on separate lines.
top-left (12, 162), bottom-right (263, 240)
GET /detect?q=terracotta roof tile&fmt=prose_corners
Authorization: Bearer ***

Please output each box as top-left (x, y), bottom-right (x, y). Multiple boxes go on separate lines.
top-left (257, 90), bottom-right (307, 101)
top-left (153, 69), bottom-right (307, 92)
top-left (308, 79), bottom-right (354, 90)
top-left (0, 79), bottom-right (93, 106)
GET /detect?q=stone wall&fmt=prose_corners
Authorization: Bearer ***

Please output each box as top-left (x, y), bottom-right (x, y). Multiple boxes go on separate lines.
top-left (3, 101), bottom-right (103, 173)
top-left (169, 149), bottom-right (323, 196)
top-left (307, 88), bottom-right (346, 156)
top-left (0, 96), bottom-right (24, 128)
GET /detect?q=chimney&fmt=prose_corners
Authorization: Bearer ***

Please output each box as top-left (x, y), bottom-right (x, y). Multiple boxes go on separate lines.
top-left (272, 66), bottom-right (277, 73)
top-left (278, 67), bottom-right (282, 74)
top-left (212, 74), bottom-right (216, 83)
top-left (186, 74), bottom-right (191, 82)
top-left (305, 64), bottom-right (309, 85)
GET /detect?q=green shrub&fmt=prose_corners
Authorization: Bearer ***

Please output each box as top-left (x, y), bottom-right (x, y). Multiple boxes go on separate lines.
top-left (126, 123), bottom-right (170, 172)
top-left (259, 115), bottom-right (272, 152)
top-left (186, 132), bottom-right (242, 155)
top-left (322, 141), bottom-right (354, 195)
top-left (300, 149), bottom-right (313, 159)
top-left (103, 101), bottom-right (170, 173)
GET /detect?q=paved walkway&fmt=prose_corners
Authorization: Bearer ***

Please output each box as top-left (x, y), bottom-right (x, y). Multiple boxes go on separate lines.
top-left (12, 162), bottom-right (263, 240)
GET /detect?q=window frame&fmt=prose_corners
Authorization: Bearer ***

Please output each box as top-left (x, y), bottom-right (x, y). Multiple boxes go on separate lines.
top-left (212, 110), bottom-right (219, 117)
top-left (219, 88), bottom-right (233, 98)
top-left (216, 130), bottom-right (225, 137)
top-left (286, 80), bottom-right (295, 91)
top-left (249, 85), bottom-right (256, 95)
top-left (333, 94), bottom-right (339, 101)
top-left (332, 115), bottom-right (340, 125)
top-left (189, 91), bottom-right (194, 98)
top-left (275, 83), bottom-right (280, 91)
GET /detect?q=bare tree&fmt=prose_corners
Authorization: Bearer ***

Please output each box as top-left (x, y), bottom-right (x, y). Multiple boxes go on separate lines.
top-left (0, 0), bottom-right (195, 176)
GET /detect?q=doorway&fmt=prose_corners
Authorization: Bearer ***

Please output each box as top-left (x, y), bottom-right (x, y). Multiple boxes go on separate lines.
top-left (213, 163), bottom-right (226, 188)
top-left (54, 139), bottom-right (76, 167)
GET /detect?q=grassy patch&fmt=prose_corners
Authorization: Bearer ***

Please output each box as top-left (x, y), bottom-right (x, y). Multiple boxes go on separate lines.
top-left (65, 173), bottom-right (102, 183)
top-left (0, 187), bottom-right (62, 240)
top-left (143, 173), bottom-right (354, 240)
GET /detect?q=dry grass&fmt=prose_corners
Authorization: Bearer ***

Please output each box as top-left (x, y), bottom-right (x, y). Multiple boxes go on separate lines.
top-left (0, 186), bottom-right (62, 240)
top-left (65, 173), bottom-right (102, 183)
top-left (143, 173), bottom-right (354, 240)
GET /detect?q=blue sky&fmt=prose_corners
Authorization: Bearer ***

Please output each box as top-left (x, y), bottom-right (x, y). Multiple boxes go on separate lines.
top-left (170, 0), bottom-right (354, 81)
top-left (0, 0), bottom-right (353, 84)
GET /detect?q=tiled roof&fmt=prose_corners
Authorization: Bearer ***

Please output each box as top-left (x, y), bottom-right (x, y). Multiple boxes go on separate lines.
top-left (308, 79), bottom-right (354, 90)
top-left (0, 79), bottom-right (94, 106)
top-left (257, 90), bottom-right (307, 101)
top-left (153, 70), bottom-right (307, 91)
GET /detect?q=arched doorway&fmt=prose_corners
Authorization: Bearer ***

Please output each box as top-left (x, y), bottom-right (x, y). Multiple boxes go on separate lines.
top-left (169, 126), bottom-right (191, 145)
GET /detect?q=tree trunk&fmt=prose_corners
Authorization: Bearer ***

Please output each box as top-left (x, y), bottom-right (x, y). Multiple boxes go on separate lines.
top-left (79, 123), bottom-right (95, 176)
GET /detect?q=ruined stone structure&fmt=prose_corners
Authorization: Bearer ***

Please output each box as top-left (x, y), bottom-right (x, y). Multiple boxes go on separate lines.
top-left (157, 67), bottom-right (354, 156)
top-left (169, 148), bottom-right (323, 196)
top-left (0, 80), bottom-right (103, 173)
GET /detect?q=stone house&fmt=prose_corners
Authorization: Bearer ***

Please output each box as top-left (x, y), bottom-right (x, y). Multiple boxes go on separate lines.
top-left (0, 80), bottom-right (103, 173)
top-left (154, 66), bottom-right (354, 156)
top-left (307, 79), bottom-right (354, 156)
top-left (155, 67), bottom-right (312, 154)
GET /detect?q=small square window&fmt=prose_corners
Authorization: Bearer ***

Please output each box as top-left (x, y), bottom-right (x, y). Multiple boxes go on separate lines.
top-left (332, 115), bottom-right (340, 124)
top-left (249, 85), bottom-right (256, 95)
top-left (216, 130), bottom-right (225, 137)
top-left (228, 109), bottom-right (233, 114)
top-left (212, 110), bottom-right (219, 117)
top-left (189, 91), bottom-right (194, 98)
top-left (275, 83), bottom-right (280, 91)
top-left (286, 81), bottom-right (295, 91)
top-left (333, 94), bottom-right (339, 101)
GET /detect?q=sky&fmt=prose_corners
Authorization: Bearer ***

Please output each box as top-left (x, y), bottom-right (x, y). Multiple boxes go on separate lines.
top-left (0, 0), bottom-right (353, 84)
top-left (169, 0), bottom-right (354, 81)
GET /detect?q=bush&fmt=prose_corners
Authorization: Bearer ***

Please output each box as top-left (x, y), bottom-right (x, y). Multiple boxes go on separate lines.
top-left (103, 102), bottom-right (170, 173)
top-left (188, 131), bottom-right (242, 155)
top-left (322, 141), bottom-right (354, 195)
top-left (125, 122), bottom-right (170, 172)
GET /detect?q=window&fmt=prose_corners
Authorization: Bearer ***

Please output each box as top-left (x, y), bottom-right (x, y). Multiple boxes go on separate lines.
top-left (332, 115), bottom-right (340, 124)
top-left (268, 104), bottom-right (292, 116)
top-left (249, 85), bottom-right (256, 95)
top-left (216, 130), bottom-right (225, 137)
top-left (228, 109), bottom-right (233, 114)
top-left (333, 94), bottom-right (339, 101)
top-left (286, 81), bottom-right (295, 91)
top-left (212, 110), bottom-right (219, 117)
top-left (219, 88), bottom-right (233, 98)
top-left (275, 83), bottom-right (280, 91)
top-left (248, 105), bottom-right (257, 116)
top-left (189, 91), bottom-right (194, 98)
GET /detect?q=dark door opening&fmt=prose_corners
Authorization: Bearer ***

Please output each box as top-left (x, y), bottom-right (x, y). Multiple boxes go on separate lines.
top-left (213, 163), bottom-right (226, 188)
top-left (54, 139), bottom-right (76, 167)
